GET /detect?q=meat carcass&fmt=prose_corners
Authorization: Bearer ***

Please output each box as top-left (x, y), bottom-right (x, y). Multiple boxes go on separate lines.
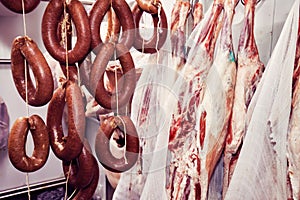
top-left (197, 0), bottom-right (237, 198)
top-left (225, 1), bottom-right (299, 198)
top-left (166, 0), bottom-right (227, 199)
top-left (170, 1), bottom-right (191, 72)
top-left (222, 0), bottom-right (264, 195)
top-left (287, 21), bottom-right (300, 200)
top-left (192, 2), bottom-right (204, 30)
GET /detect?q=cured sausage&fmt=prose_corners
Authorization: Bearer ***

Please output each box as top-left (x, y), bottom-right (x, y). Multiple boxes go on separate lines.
top-left (132, 2), bottom-right (168, 53)
top-left (91, 43), bottom-right (136, 110)
top-left (47, 80), bottom-right (85, 161)
top-left (11, 36), bottom-right (54, 107)
top-left (89, 0), bottom-right (111, 49)
top-left (136, 0), bottom-right (160, 14)
top-left (89, 42), bottom-right (115, 97)
top-left (62, 140), bottom-right (95, 189)
top-left (42, 0), bottom-right (91, 64)
top-left (89, 0), bottom-right (135, 50)
top-left (0, 0), bottom-right (40, 14)
top-left (72, 156), bottom-right (99, 200)
top-left (8, 114), bottom-right (49, 172)
top-left (95, 115), bottom-right (140, 173)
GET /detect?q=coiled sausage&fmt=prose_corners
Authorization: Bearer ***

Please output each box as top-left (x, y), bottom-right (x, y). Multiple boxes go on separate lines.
top-left (8, 114), bottom-right (50, 172)
top-left (47, 80), bottom-right (85, 161)
top-left (89, 43), bottom-right (136, 110)
top-left (42, 0), bottom-right (91, 64)
top-left (95, 115), bottom-right (140, 172)
top-left (132, 2), bottom-right (168, 53)
top-left (89, 0), bottom-right (135, 50)
top-left (11, 36), bottom-right (54, 107)
top-left (62, 140), bottom-right (95, 189)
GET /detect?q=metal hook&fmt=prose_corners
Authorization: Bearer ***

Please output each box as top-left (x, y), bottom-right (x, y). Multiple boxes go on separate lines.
top-left (240, 0), bottom-right (261, 6)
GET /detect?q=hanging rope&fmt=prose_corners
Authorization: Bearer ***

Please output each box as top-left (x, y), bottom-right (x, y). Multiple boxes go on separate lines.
top-left (21, 0), bottom-right (31, 199)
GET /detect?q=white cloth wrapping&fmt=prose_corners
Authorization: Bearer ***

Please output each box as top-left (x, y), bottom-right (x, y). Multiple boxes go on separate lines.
top-left (225, 1), bottom-right (299, 199)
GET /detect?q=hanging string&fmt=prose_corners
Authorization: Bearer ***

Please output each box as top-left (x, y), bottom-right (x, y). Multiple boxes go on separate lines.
top-left (67, 188), bottom-right (77, 200)
top-left (64, 160), bottom-right (72, 200)
top-left (155, 3), bottom-right (162, 66)
top-left (21, 1), bottom-right (31, 199)
top-left (114, 65), bottom-right (119, 115)
top-left (116, 116), bottom-right (128, 164)
top-left (25, 173), bottom-right (31, 200)
top-left (141, 9), bottom-right (147, 54)
top-left (63, 2), bottom-right (70, 81)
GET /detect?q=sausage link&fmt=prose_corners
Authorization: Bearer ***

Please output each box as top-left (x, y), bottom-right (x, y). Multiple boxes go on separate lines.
top-left (89, 0), bottom-right (135, 50)
top-left (47, 80), bottom-right (85, 161)
top-left (88, 42), bottom-right (115, 96)
top-left (89, 0), bottom-right (111, 49)
top-left (73, 156), bottom-right (99, 200)
top-left (11, 36), bottom-right (54, 107)
top-left (132, 3), bottom-right (168, 53)
top-left (95, 116), bottom-right (140, 173)
top-left (8, 115), bottom-right (50, 172)
top-left (112, 0), bottom-right (135, 49)
top-left (0, 0), bottom-right (40, 14)
top-left (95, 43), bottom-right (136, 110)
top-left (42, 0), bottom-right (91, 64)
top-left (63, 140), bottom-right (95, 189)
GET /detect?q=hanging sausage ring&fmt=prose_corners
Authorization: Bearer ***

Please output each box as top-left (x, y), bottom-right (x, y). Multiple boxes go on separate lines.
top-left (8, 115), bottom-right (50, 172)
top-left (62, 140), bottom-right (95, 189)
top-left (89, 0), bottom-right (135, 50)
top-left (132, 0), bottom-right (168, 53)
top-left (11, 36), bottom-right (54, 107)
top-left (47, 80), bottom-right (85, 161)
top-left (71, 157), bottom-right (99, 199)
top-left (42, 0), bottom-right (91, 65)
top-left (95, 115), bottom-right (140, 173)
top-left (0, 0), bottom-right (40, 14)
top-left (89, 43), bottom-right (136, 110)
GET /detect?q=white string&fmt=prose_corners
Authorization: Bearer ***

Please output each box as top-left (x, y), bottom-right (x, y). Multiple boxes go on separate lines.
top-left (114, 66), bottom-right (119, 115)
top-left (21, 1), bottom-right (30, 199)
top-left (22, 0), bottom-right (27, 36)
top-left (26, 173), bottom-right (31, 200)
top-left (63, 2), bottom-right (70, 80)
top-left (141, 10), bottom-right (147, 53)
top-left (155, 4), bottom-right (162, 66)
top-left (116, 116), bottom-right (128, 164)
top-left (67, 189), bottom-right (77, 200)
top-left (64, 161), bottom-right (72, 200)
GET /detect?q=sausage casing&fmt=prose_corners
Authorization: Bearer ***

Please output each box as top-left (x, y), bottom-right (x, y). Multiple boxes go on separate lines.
top-left (62, 140), bottom-right (95, 189)
top-left (132, 3), bottom-right (168, 53)
top-left (42, 0), bottom-right (91, 64)
top-left (11, 36), bottom-right (54, 107)
top-left (95, 115), bottom-right (140, 172)
top-left (8, 115), bottom-right (50, 172)
top-left (95, 43), bottom-right (136, 110)
top-left (47, 80), bottom-right (85, 161)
